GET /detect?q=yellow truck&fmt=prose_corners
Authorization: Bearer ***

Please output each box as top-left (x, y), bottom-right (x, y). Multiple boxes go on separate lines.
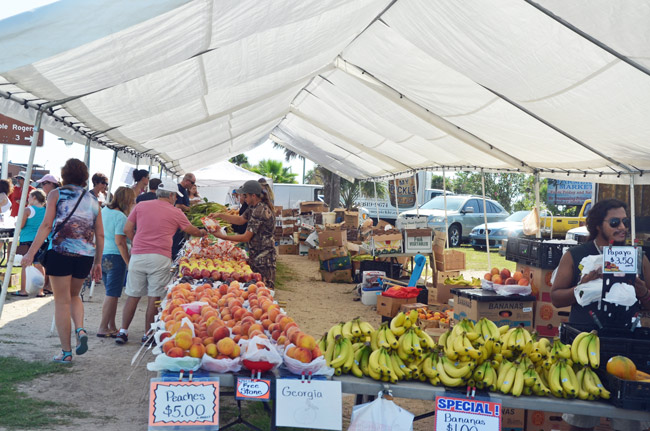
top-left (540, 199), bottom-right (592, 238)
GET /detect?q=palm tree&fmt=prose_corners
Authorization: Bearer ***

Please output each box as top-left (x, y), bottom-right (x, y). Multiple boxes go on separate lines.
top-left (340, 179), bottom-right (387, 210)
top-left (250, 159), bottom-right (298, 184)
top-left (229, 154), bottom-right (249, 167)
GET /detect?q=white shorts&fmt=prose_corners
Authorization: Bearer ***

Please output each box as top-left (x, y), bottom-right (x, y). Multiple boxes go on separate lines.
top-left (124, 254), bottom-right (172, 298)
top-left (562, 414), bottom-right (649, 431)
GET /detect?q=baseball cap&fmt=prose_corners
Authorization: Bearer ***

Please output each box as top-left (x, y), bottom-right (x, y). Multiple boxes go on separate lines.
top-left (15, 171), bottom-right (27, 179)
top-left (37, 174), bottom-right (60, 184)
top-left (158, 180), bottom-right (182, 197)
top-left (237, 180), bottom-right (262, 195)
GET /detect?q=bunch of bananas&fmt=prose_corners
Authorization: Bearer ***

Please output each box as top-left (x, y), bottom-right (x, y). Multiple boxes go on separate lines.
top-left (443, 274), bottom-right (482, 287)
top-left (321, 314), bottom-right (610, 401)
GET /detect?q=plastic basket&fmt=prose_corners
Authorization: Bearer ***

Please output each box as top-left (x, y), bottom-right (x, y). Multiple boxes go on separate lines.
top-left (559, 323), bottom-right (650, 372)
top-left (359, 260), bottom-right (402, 279)
top-left (505, 238), bottom-right (572, 269)
top-left (605, 373), bottom-right (650, 410)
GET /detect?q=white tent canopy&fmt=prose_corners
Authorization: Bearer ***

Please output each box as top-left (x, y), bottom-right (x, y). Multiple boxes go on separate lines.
top-left (194, 161), bottom-right (272, 204)
top-left (1, 0), bottom-right (650, 183)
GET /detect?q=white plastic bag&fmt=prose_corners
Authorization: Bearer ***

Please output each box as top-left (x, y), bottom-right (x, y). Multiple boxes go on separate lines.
top-left (24, 266), bottom-right (44, 295)
top-left (493, 283), bottom-right (532, 296)
top-left (579, 255), bottom-right (602, 276)
top-left (146, 354), bottom-right (201, 372)
top-left (282, 343), bottom-right (334, 376)
top-left (574, 279), bottom-right (602, 306)
top-left (603, 282), bottom-right (638, 307)
top-left (241, 336), bottom-right (283, 367)
top-left (349, 396), bottom-right (414, 431)
top-left (200, 353), bottom-right (242, 373)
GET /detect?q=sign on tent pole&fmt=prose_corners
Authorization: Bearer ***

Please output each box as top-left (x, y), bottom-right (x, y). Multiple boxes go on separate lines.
top-left (0, 114), bottom-right (44, 147)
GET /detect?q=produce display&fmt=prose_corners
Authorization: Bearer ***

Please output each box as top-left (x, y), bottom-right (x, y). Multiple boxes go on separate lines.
top-left (322, 313), bottom-right (611, 400)
top-left (187, 201), bottom-right (229, 229)
top-left (178, 256), bottom-right (260, 282)
top-left (442, 274), bottom-right (482, 287)
top-left (483, 267), bottom-right (529, 286)
top-left (416, 306), bottom-right (452, 326)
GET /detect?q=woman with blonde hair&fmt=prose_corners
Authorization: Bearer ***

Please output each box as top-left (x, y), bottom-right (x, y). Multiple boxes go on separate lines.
top-left (258, 178), bottom-right (274, 205)
top-left (21, 158), bottom-right (103, 363)
top-left (97, 186), bottom-right (135, 337)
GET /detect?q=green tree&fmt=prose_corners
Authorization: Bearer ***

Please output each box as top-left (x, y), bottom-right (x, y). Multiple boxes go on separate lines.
top-left (250, 159), bottom-right (298, 184)
top-left (431, 175), bottom-right (446, 189)
top-left (514, 177), bottom-right (577, 216)
top-left (229, 154), bottom-right (249, 167)
top-left (340, 179), bottom-right (387, 210)
top-left (449, 172), bottom-right (527, 212)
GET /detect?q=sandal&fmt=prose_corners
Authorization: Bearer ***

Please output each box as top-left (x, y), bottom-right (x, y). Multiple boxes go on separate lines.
top-left (36, 293), bottom-right (46, 298)
top-left (52, 350), bottom-right (72, 364)
top-left (43, 289), bottom-right (53, 295)
top-left (10, 292), bottom-right (28, 297)
top-left (75, 328), bottom-right (89, 355)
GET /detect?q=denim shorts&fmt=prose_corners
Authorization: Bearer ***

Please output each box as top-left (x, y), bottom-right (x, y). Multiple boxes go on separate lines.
top-left (102, 254), bottom-right (127, 297)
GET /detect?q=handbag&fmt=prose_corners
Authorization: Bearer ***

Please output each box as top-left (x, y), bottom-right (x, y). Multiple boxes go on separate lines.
top-left (39, 188), bottom-right (87, 266)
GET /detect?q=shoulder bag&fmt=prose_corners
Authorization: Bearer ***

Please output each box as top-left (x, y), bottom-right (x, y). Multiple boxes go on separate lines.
top-left (38, 188), bottom-right (87, 266)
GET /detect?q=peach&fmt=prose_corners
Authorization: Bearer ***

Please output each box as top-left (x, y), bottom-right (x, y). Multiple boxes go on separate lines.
top-left (248, 323), bottom-right (264, 336)
top-left (512, 271), bottom-right (523, 282)
top-left (296, 333), bottom-right (316, 350)
top-left (292, 347), bottom-right (313, 364)
top-left (162, 340), bottom-right (176, 355)
top-left (231, 343), bottom-right (241, 358)
top-left (189, 343), bottom-right (206, 358)
top-left (279, 317), bottom-right (294, 331)
top-left (518, 277), bottom-right (529, 286)
top-left (217, 337), bottom-right (236, 356)
top-left (167, 347), bottom-right (184, 358)
top-left (286, 346), bottom-right (297, 357)
top-left (505, 277), bottom-right (517, 285)
top-left (484, 272), bottom-right (492, 281)
top-left (205, 343), bottom-right (217, 358)
top-left (311, 346), bottom-right (322, 358)
top-left (202, 336), bottom-right (215, 346)
top-left (271, 330), bottom-right (282, 341)
top-left (213, 326), bottom-right (230, 342)
top-left (287, 326), bottom-right (301, 344)
top-left (491, 275), bottom-right (503, 285)
top-left (500, 268), bottom-right (511, 280)
top-left (192, 337), bottom-right (203, 345)
top-left (491, 267), bottom-right (500, 275)
top-left (277, 335), bottom-right (287, 345)
top-left (175, 332), bottom-right (193, 350)
top-left (261, 319), bottom-right (273, 330)
top-left (219, 284), bottom-right (228, 295)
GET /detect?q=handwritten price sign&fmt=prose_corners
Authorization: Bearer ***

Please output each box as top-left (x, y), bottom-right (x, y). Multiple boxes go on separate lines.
top-left (434, 396), bottom-right (501, 431)
top-left (235, 377), bottom-right (271, 401)
top-left (149, 380), bottom-right (219, 428)
top-left (603, 246), bottom-right (637, 274)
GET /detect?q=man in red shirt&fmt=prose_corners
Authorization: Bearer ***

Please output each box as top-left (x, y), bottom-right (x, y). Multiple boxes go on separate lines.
top-left (9, 172), bottom-right (35, 217)
top-left (115, 180), bottom-right (207, 345)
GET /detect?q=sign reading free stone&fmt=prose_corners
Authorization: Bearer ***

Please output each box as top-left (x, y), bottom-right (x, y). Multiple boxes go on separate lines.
top-left (275, 379), bottom-right (342, 430)
top-left (434, 396), bottom-right (501, 431)
top-left (149, 379), bottom-right (219, 429)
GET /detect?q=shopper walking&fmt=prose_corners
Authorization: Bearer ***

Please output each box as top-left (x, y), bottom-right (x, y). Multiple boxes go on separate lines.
top-left (135, 178), bottom-right (161, 203)
top-left (36, 174), bottom-right (61, 196)
top-left (13, 189), bottom-right (47, 297)
top-left (89, 173), bottom-right (109, 206)
top-left (97, 187), bottom-right (135, 337)
top-left (0, 179), bottom-right (12, 221)
top-left (21, 159), bottom-right (103, 364)
top-left (212, 180), bottom-right (276, 288)
top-left (131, 169), bottom-right (149, 197)
top-left (9, 171), bottom-right (34, 218)
top-left (552, 198), bottom-right (650, 431)
top-left (115, 181), bottom-right (206, 345)
top-left (171, 173), bottom-right (195, 258)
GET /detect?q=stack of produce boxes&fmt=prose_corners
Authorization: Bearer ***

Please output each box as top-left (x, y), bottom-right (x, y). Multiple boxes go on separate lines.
top-left (317, 227), bottom-right (352, 283)
top-left (430, 231), bottom-right (466, 305)
top-left (277, 208), bottom-right (298, 255)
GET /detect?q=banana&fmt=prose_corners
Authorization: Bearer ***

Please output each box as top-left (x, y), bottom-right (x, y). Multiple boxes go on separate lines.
top-left (500, 363), bottom-right (518, 394)
top-left (411, 331), bottom-right (423, 356)
top-left (390, 312), bottom-right (406, 336)
top-left (370, 328), bottom-right (379, 351)
top-left (415, 327), bottom-right (436, 351)
top-left (498, 325), bottom-right (510, 335)
top-left (442, 356), bottom-right (474, 379)
top-left (342, 339), bottom-right (355, 372)
top-left (341, 320), bottom-right (353, 339)
top-left (577, 333), bottom-right (592, 366)
top-left (463, 335), bottom-right (482, 360)
top-left (497, 360), bottom-right (514, 389)
top-left (350, 346), bottom-right (364, 378)
top-left (384, 324), bottom-right (399, 349)
top-left (389, 352), bottom-right (405, 380)
top-left (378, 348), bottom-right (392, 377)
top-left (576, 367), bottom-right (590, 400)
top-left (586, 369), bottom-right (610, 399)
top-left (453, 332), bottom-right (466, 356)
top-left (360, 345), bottom-right (370, 376)
top-left (396, 339), bottom-right (410, 361)
top-left (368, 348), bottom-right (382, 375)
top-left (587, 332), bottom-right (600, 369)
top-left (377, 326), bottom-right (390, 349)
top-left (327, 323), bottom-right (341, 347)
top-left (351, 319), bottom-right (362, 337)
top-left (559, 362), bottom-right (577, 397)
top-left (359, 320), bottom-right (375, 336)
top-left (438, 330), bottom-right (449, 349)
top-left (570, 331), bottom-right (590, 363)
top-left (445, 331), bottom-right (459, 360)
top-left (400, 329), bottom-right (414, 354)
top-left (437, 356), bottom-right (464, 387)
top-left (408, 309), bottom-right (418, 325)
top-left (325, 335), bottom-right (337, 366)
top-left (318, 334), bottom-right (327, 354)
top-left (422, 354), bottom-right (439, 379)
top-left (581, 367), bottom-right (601, 397)
top-left (548, 363), bottom-right (564, 397)
top-left (511, 364), bottom-right (525, 397)
top-left (330, 338), bottom-right (351, 369)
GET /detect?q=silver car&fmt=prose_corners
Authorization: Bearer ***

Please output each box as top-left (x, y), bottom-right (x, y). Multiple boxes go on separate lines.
top-left (397, 195), bottom-right (510, 247)
top-left (470, 210), bottom-right (545, 250)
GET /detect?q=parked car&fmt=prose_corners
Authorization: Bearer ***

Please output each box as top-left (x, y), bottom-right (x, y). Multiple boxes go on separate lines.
top-left (397, 195), bottom-right (510, 247)
top-left (469, 210), bottom-right (550, 250)
top-left (565, 225), bottom-right (589, 243)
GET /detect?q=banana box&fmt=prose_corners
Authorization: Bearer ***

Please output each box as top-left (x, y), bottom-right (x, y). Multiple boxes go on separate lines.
top-left (376, 296), bottom-right (417, 318)
top-left (451, 288), bottom-right (535, 330)
top-left (526, 410), bottom-right (571, 431)
top-left (535, 301), bottom-right (571, 337)
top-left (502, 408), bottom-right (525, 431)
top-left (516, 263), bottom-right (554, 301)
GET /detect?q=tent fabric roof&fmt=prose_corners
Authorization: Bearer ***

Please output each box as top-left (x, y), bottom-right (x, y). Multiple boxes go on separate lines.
top-left (1, 0), bottom-right (650, 183)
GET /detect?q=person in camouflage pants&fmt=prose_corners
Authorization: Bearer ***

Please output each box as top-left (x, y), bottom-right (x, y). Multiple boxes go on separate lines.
top-left (212, 180), bottom-right (277, 288)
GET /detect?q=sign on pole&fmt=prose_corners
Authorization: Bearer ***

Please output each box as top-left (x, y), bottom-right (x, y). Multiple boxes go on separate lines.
top-left (0, 114), bottom-right (44, 147)
top-left (275, 379), bottom-right (342, 430)
top-left (434, 396), bottom-right (501, 431)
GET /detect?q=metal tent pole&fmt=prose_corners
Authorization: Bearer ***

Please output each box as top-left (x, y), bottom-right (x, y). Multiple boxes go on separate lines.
top-left (1, 145), bottom-right (7, 179)
top-left (443, 168), bottom-right (449, 250)
top-left (535, 173), bottom-right (541, 239)
top-left (414, 171), bottom-right (419, 217)
top-left (0, 109), bottom-right (45, 319)
top-left (630, 174), bottom-right (636, 243)
top-left (106, 150), bottom-right (118, 203)
top-left (373, 181), bottom-right (380, 222)
top-left (481, 172), bottom-right (490, 269)
top-left (392, 176), bottom-right (400, 224)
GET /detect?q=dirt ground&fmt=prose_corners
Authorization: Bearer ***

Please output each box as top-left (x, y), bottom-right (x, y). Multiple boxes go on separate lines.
top-left (0, 255), bottom-right (437, 431)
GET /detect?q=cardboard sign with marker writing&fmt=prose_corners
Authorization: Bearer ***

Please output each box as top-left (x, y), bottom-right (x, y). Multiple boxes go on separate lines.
top-left (434, 396), bottom-right (501, 431)
top-left (235, 377), bottom-right (271, 401)
top-left (149, 379), bottom-right (219, 429)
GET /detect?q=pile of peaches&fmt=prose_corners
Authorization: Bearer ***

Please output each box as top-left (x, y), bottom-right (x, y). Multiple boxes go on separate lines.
top-left (483, 267), bottom-right (529, 286)
top-left (157, 280), bottom-right (321, 367)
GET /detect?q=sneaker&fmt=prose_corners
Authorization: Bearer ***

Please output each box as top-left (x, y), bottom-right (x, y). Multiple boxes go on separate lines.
top-left (141, 335), bottom-right (154, 346)
top-left (115, 332), bottom-right (128, 345)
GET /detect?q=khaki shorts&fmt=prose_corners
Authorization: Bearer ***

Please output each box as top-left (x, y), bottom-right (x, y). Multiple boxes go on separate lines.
top-left (124, 254), bottom-right (172, 298)
top-left (562, 414), bottom-right (649, 431)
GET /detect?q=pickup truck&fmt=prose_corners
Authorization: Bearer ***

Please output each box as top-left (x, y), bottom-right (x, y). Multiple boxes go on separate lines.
top-left (540, 199), bottom-right (591, 238)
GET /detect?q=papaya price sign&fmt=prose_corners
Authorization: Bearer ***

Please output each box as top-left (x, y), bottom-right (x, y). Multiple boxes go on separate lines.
top-left (603, 246), bottom-right (637, 274)
top-left (434, 396), bottom-right (501, 431)
top-left (0, 114), bottom-right (44, 147)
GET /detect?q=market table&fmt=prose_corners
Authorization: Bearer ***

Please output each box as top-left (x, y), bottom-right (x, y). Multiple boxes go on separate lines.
top-left (332, 374), bottom-right (650, 422)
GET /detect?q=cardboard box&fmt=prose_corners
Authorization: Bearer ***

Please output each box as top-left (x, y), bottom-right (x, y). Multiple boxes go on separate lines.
top-left (640, 311), bottom-right (650, 327)
top-left (1, 272), bottom-right (20, 288)
top-left (318, 246), bottom-right (348, 261)
top-left (274, 206), bottom-right (283, 216)
top-left (427, 270), bottom-right (461, 305)
top-left (526, 410), bottom-right (571, 431)
top-left (300, 201), bottom-right (328, 214)
top-left (423, 326), bottom-right (448, 342)
top-left (376, 295), bottom-right (417, 318)
top-left (320, 269), bottom-right (352, 283)
top-left (298, 243), bottom-right (310, 256)
top-left (535, 301), bottom-right (571, 337)
top-left (452, 288), bottom-right (535, 330)
top-left (403, 228), bottom-right (433, 253)
top-left (502, 408), bottom-right (526, 431)
top-left (318, 230), bottom-right (347, 248)
top-left (344, 211), bottom-right (359, 227)
top-left (308, 248), bottom-right (320, 261)
top-left (320, 256), bottom-right (352, 272)
top-left (282, 209), bottom-right (298, 217)
top-left (278, 244), bottom-right (298, 255)
top-left (282, 227), bottom-right (295, 236)
top-left (435, 249), bottom-right (466, 271)
top-left (371, 233), bottom-right (402, 255)
top-left (516, 263), bottom-right (555, 301)
top-left (278, 237), bottom-right (294, 245)
top-left (297, 214), bottom-right (315, 226)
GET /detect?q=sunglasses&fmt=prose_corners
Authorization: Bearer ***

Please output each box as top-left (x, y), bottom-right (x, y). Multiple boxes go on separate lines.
top-left (102, 182), bottom-right (108, 185)
top-left (606, 217), bottom-right (630, 228)
top-left (41, 181), bottom-right (54, 186)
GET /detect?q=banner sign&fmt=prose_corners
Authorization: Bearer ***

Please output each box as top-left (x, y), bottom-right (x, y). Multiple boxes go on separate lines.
top-left (547, 180), bottom-right (592, 206)
top-left (434, 396), bottom-right (501, 431)
top-left (149, 379), bottom-right (219, 429)
top-left (0, 114), bottom-right (44, 147)
top-left (603, 246), bottom-right (638, 274)
top-left (235, 377), bottom-right (271, 401)
top-left (275, 379), bottom-right (342, 430)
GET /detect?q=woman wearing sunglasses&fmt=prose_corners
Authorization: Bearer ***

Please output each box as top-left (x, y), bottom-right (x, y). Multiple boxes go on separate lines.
top-left (551, 199), bottom-right (650, 431)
